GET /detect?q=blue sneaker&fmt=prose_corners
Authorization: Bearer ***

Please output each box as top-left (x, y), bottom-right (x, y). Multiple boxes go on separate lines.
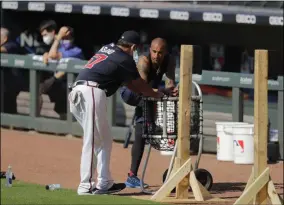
top-left (125, 174), bottom-right (149, 188)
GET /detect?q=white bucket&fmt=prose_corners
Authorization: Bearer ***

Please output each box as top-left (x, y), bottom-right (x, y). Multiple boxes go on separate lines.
top-left (269, 129), bottom-right (278, 142)
top-left (215, 122), bottom-right (249, 161)
top-left (232, 124), bottom-right (254, 164)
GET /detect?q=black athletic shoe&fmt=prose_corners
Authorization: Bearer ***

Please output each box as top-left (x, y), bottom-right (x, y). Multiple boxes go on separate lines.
top-left (93, 183), bottom-right (126, 195)
top-left (77, 187), bottom-right (98, 195)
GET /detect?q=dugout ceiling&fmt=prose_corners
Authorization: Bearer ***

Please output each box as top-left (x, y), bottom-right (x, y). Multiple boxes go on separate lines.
top-left (1, 1), bottom-right (283, 26)
top-left (1, 1), bottom-right (283, 76)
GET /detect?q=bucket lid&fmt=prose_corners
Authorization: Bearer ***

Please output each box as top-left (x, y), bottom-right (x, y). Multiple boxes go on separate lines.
top-left (223, 123), bottom-right (251, 132)
top-left (232, 124), bottom-right (254, 133)
top-left (215, 121), bottom-right (247, 125)
top-left (223, 123), bottom-right (249, 127)
top-left (231, 124), bottom-right (254, 128)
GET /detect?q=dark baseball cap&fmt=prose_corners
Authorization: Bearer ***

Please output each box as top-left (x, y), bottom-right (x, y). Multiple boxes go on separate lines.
top-left (39, 19), bottom-right (57, 32)
top-left (119, 30), bottom-right (140, 45)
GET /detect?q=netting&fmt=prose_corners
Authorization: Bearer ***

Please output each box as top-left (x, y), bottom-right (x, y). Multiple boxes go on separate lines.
top-left (142, 96), bottom-right (203, 152)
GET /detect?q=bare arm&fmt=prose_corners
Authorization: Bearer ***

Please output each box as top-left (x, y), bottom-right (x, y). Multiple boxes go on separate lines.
top-left (45, 40), bottom-right (65, 79)
top-left (122, 56), bottom-right (150, 94)
top-left (48, 37), bottom-right (62, 60)
top-left (137, 56), bottom-right (150, 82)
top-left (137, 56), bottom-right (165, 93)
top-left (48, 27), bottom-right (70, 60)
top-left (165, 56), bottom-right (176, 88)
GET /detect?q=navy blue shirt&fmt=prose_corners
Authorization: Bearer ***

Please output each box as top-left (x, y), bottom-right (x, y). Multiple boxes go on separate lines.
top-left (76, 43), bottom-right (140, 97)
top-left (2, 41), bottom-right (19, 54)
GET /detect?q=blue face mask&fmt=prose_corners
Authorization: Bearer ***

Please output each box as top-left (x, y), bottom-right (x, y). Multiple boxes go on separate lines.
top-left (61, 40), bottom-right (72, 49)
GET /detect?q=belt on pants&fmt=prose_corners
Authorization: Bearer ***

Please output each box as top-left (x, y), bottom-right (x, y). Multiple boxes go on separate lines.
top-left (69, 80), bottom-right (106, 93)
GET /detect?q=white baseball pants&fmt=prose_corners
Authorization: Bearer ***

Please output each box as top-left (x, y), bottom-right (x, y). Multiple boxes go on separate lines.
top-left (68, 84), bottom-right (114, 194)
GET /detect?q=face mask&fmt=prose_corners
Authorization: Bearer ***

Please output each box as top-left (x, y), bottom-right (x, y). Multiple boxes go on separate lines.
top-left (61, 40), bottom-right (72, 49)
top-left (42, 34), bottom-right (54, 45)
top-left (133, 50), bottom-right (139, 64)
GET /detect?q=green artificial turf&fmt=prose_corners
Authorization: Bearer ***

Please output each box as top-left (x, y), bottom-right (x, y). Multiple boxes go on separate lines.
top-left (1, 179), bottom-right (163, 204)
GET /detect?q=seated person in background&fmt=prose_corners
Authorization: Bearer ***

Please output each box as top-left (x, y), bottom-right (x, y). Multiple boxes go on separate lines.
top-left (43, 26), bottom-right (84, 62)
top-left (38, 20), bottom-right (63, 118)
top-left (0, 27), bottom-right (23, 114)
top-left (121, 38), bottom-right (178, 188)
top-left (1, 28), bottom-right (18, 53)
top-left (38, 23), bottom-right (84, 119)
top-left (37, 19), bottom-right (57, 54)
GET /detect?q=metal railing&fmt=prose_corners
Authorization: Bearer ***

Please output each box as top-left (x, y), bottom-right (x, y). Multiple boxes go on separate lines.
top-left (1, 54), bottom-right (283, 158)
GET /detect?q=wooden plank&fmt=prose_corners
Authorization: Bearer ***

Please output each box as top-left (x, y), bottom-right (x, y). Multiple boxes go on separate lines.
top-left (166, 157), bottom-right (180, 197)
top-left (176, 45), bottom-right (193, 199)
top-left (233, 167), bottom-right (270, 205)
top-left (189, 170), bottom-right (212, 201)
top-left (253, 50), bottom-right (269, 205)
top-left (151, 158), bottom-right (192, 201)
top-left (243, 167), bottom-right (255, 204)
top-left (267, 179), bottom-right (282, 205)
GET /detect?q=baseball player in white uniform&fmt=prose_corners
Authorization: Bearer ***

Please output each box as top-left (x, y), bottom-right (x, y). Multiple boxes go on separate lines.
top-left (68, 31), bottom-right (164, 195)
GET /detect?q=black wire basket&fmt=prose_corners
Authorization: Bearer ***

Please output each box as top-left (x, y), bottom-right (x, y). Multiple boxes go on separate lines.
top-left (142, 96), bottom-right (203, 152)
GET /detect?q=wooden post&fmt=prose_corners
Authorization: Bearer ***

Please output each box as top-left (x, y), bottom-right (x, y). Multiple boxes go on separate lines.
top-left (176, 45), bottom-right (193, 198)
top-left (253, 50), bottom-right (268, 204)
top-left (234, 50), bottom-right (282, 205)
top-left (150, 45), bottom-right (218, 204)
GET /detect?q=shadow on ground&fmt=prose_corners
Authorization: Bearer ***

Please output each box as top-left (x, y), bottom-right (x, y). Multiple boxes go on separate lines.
top-left (118, 182), bottom-right (284, 197)
top-left (211, 182), bottom-right (283, 196)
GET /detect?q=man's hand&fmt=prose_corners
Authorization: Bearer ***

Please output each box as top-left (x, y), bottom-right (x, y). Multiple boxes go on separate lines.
top-left (161, 86), bottom-right (178, 96)
top-left (43, 52), bottom-right (49, 64)
top-left (57, 26), bottom-right (70, 40)
top-left (171, 86), bottom-right (179, 96)
top-left (54, 71), bottom-right (65, 79)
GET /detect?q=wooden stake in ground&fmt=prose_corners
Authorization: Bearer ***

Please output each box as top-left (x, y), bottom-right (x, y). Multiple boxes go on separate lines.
top-left (234, 50), bottom-right (282, 205)
top-left (175, 44), bottom-right (192, 199)
top-left (151, 45), bottom-right (216, 204)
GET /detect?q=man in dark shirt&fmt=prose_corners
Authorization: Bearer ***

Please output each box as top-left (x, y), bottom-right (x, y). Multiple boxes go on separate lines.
top-left (69, 30), bottom-right (164, 195)
top-left (120, 38), bottom-right (178, 188)
top-left (0, 27), bottom-right (22, 114)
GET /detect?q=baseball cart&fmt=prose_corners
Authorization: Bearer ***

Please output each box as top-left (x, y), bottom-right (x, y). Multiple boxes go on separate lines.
top-left (139, 81), bottom-right (213, 194)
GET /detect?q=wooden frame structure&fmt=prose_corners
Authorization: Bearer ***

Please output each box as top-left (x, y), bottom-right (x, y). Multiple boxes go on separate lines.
top-left (133, 47), bottom-right (282, 204)
top-left (233, 50), bottom-right (282, 205)
top-left (150, 45), bottom-right (223, 204)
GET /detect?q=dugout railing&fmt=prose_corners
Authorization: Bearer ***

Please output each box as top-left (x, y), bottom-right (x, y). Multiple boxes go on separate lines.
top-left (1, 53), bottom-right (283, 159)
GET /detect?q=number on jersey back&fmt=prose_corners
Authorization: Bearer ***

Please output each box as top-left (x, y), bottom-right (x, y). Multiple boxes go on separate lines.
top-left (85, 54), bottom-right (108, 69)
